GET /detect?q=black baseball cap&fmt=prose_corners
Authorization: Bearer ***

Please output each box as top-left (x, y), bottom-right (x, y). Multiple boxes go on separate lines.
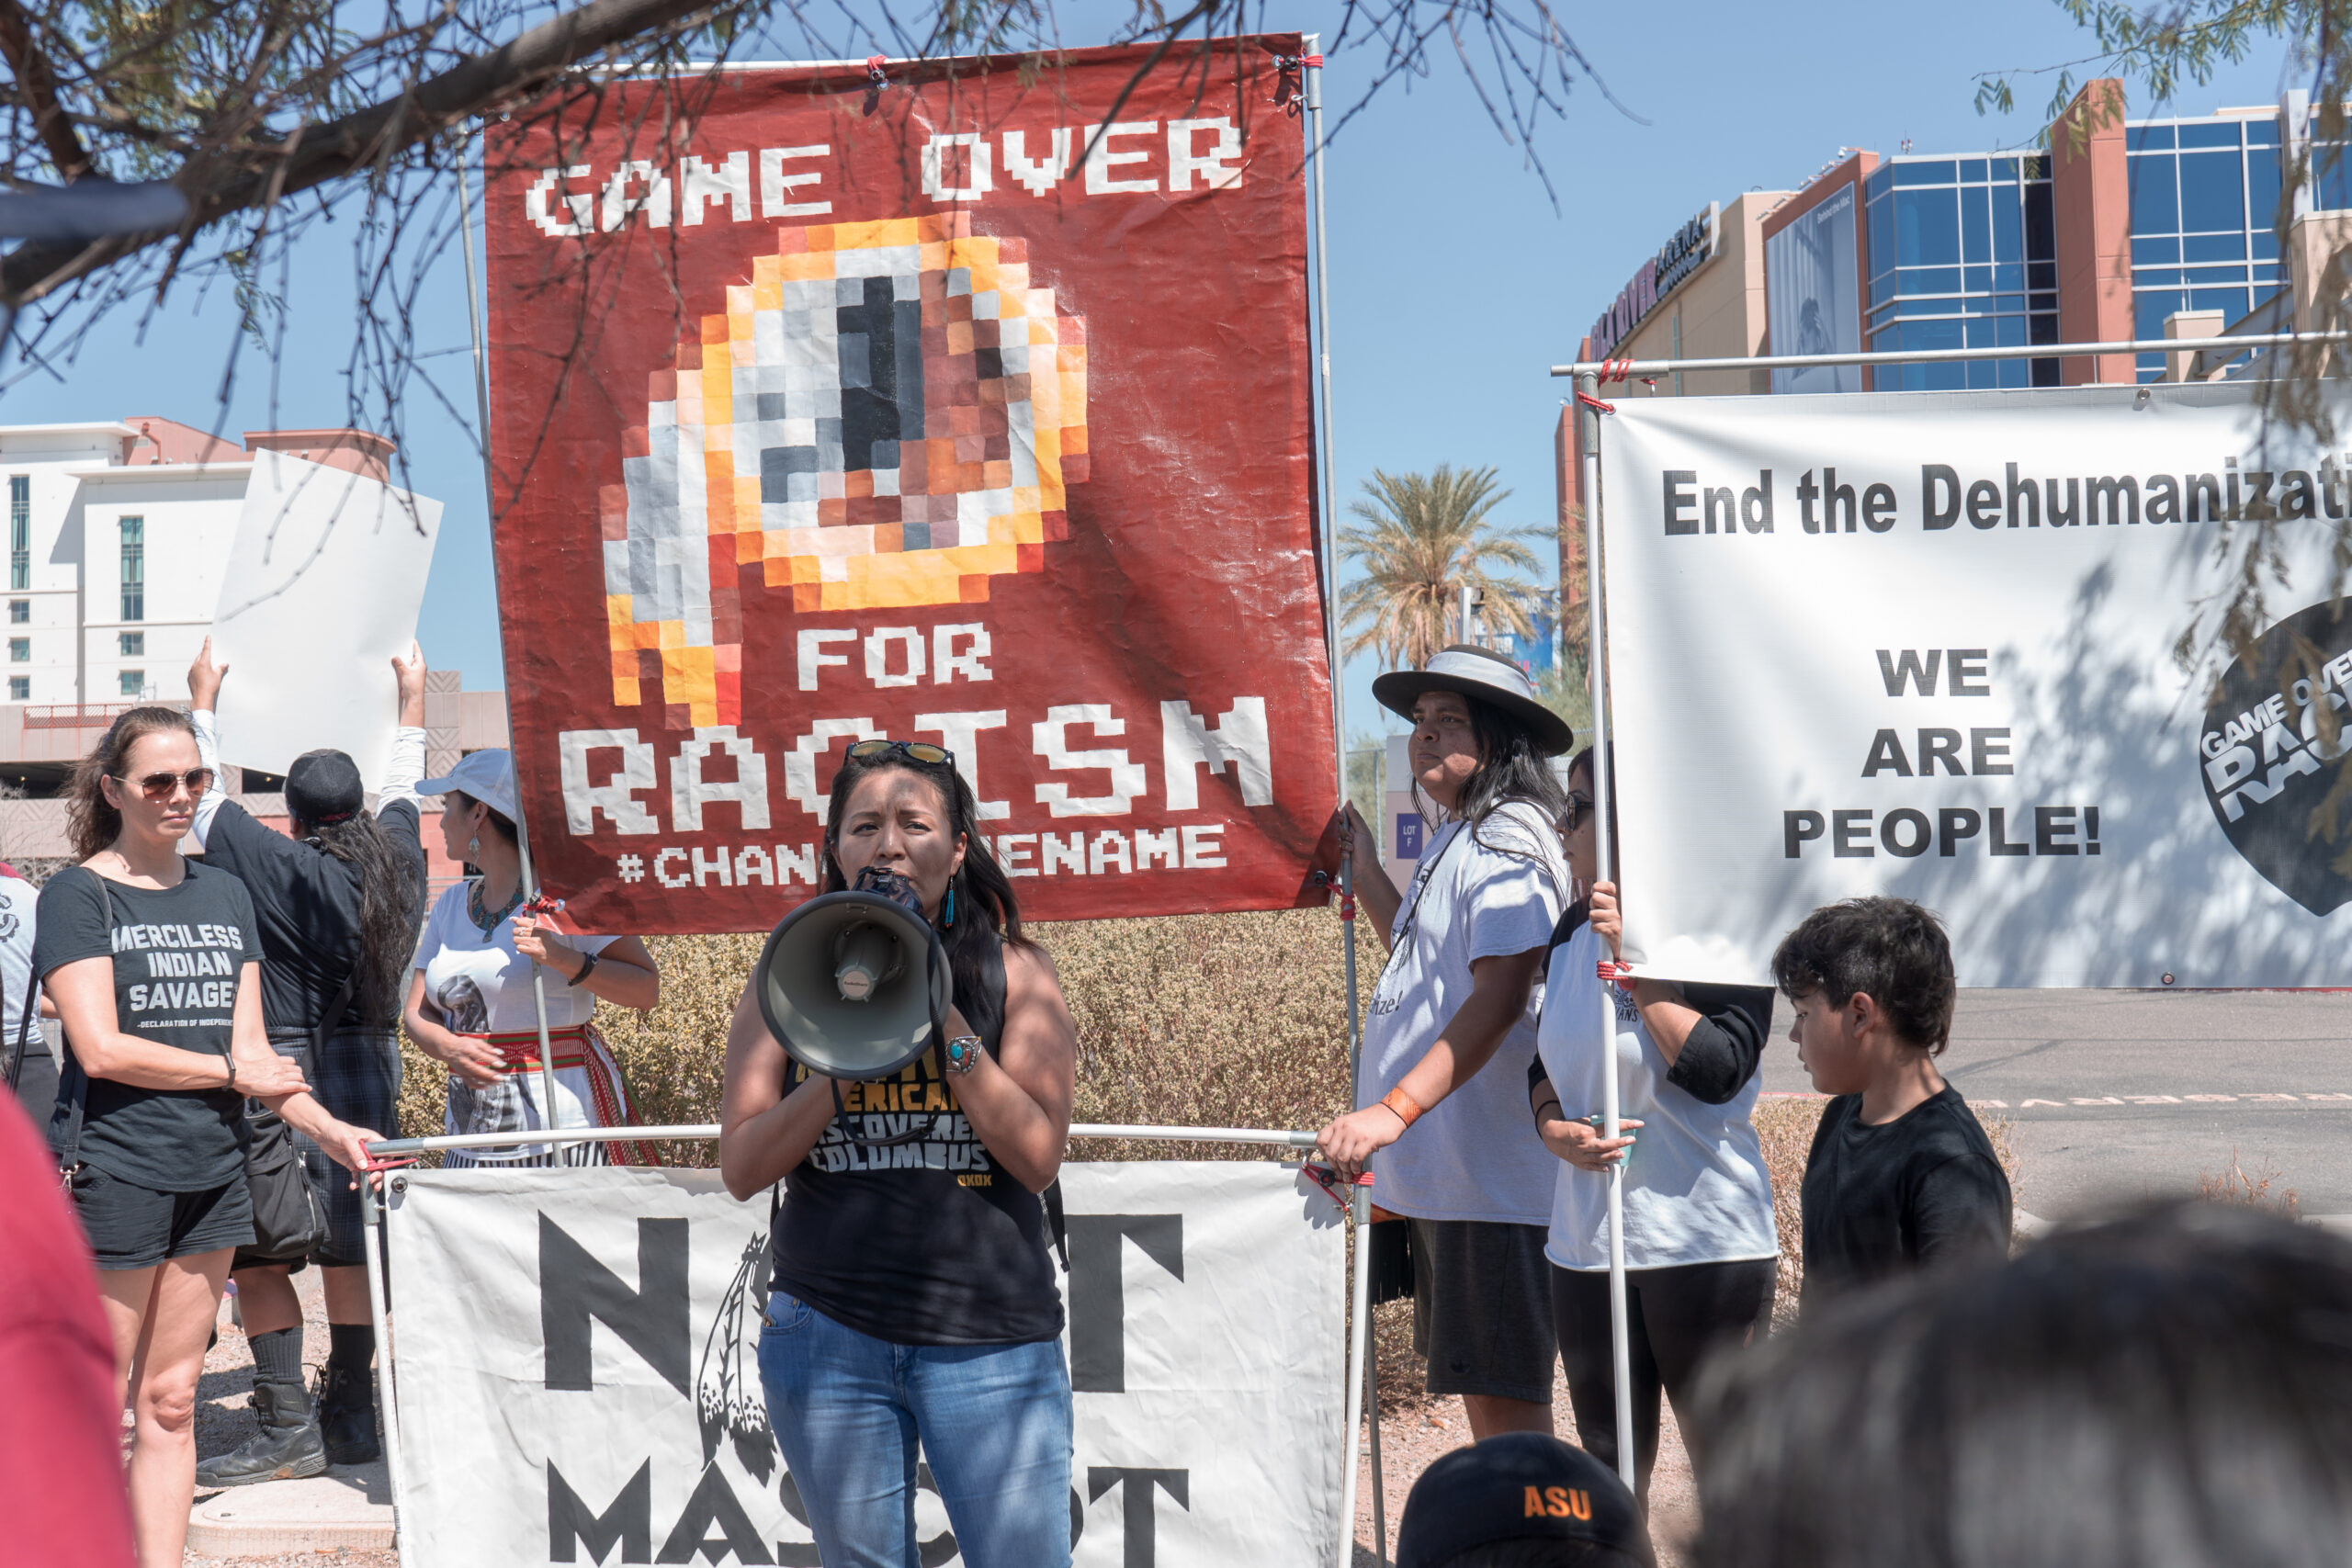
top-left (1396, 1434), bottom-right (1654, 1568)
top-left (286, 748), bottom-right (366, 828)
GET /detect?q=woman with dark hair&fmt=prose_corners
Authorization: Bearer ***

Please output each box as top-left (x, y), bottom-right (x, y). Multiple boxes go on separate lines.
top-left (719, 738), bottom-right (1078, 1568)
top-left (1528, 745), bottom-right (1777, 1498)
top-left (404, 749), bottom-right (660, 1167)
top-left (38, 705), bottom-right (379, 1567)
top-left (182, 638), bottom-right (427, 1483)
top-left (1317, 644), bottom-right (1575, 1441)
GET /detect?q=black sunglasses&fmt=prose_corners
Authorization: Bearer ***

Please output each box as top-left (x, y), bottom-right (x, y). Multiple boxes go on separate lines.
top-left (846, 739), bottom-right (956, 767)
top-left (1564, 791), bottom-right (1594, 829)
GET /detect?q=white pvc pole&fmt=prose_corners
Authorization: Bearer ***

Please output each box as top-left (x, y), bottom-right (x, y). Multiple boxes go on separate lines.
top-left (1304, 41), bottom-right (1381, 1567)
top-left (359, 1178), bottom-right (406, 1551)
top-left (1577, 372), bottom-right (1636, 1491)
top-left (457, 129), bottom-right (566, 1151)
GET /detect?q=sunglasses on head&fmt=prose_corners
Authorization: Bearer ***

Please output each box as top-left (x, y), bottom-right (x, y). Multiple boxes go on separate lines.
top-left (115, 768), bottom-right (215, 802)
top-left (846, 739), bottom-right (956, 767)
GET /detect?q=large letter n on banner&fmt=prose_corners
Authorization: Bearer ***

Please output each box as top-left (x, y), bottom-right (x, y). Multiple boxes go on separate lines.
top-left (540, 1214), bottom-right (692, 1396)
top-left (1068, 1213), bottom-right (1182, 1393)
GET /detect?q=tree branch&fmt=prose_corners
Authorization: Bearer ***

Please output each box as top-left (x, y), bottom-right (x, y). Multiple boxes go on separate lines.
top-left (1, 0), bottom-right (719, 302)
top-left (0, 0), bottom-right (92, 181)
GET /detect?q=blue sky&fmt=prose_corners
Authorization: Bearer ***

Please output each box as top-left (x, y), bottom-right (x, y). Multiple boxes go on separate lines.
top-left (10, 0), bottom-right (2297, 757)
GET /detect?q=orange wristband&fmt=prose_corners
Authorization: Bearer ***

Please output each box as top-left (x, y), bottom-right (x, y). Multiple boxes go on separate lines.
top-left (1379, 1087), bottom-right (1425, 1130)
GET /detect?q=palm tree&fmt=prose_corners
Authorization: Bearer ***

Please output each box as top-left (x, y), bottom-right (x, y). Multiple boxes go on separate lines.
top-left (1338, 465), bottom-right (1548, 672)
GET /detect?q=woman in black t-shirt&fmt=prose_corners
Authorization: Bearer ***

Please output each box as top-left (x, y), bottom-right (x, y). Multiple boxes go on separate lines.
top-left (37, 706), bottom-right (382, 1568)
top-left (719, 740), bottom-right (1078, 1568)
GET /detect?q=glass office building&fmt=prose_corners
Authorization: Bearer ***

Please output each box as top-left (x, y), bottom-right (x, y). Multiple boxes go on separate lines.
top-left (1864, 154), bottom-right (2061, 389)
top-left (2125, 111), bottom-right (2284, 381)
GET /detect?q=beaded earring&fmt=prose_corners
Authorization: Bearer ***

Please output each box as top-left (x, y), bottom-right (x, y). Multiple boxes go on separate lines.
top-left (943, 886), bottom-right (956, 928)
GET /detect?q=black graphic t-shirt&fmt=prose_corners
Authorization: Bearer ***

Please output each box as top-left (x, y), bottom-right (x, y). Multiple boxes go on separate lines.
top-left (767, 938), bottom-right (1064, 1347)
top-left (1801, 1085), bottom-right (2013, 1305)
top-left (35, 862), bottom-right (263, 1191)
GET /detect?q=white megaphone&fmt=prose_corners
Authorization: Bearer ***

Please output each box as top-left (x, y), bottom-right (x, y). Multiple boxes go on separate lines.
top-left (753, 867), bottom-right (953, 1080)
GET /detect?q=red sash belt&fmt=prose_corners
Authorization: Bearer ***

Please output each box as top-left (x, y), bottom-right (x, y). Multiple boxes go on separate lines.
top-left (458, 1025), bottom-right (661, 1166)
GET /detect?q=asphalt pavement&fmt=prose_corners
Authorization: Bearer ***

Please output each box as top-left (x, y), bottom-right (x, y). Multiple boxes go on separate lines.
top-left (1754, 987), bottom-right (2352, 1219)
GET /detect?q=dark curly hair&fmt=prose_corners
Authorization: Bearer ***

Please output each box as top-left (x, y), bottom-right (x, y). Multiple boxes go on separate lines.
top-left (1770, 896), bottom-right (1956, 1054)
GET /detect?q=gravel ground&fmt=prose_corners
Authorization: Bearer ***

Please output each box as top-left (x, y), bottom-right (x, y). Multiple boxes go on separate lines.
top-left (184, 1269), bottom-right (397, 1568)
top-left (1354, 1359), bottom-right (1700, 1568)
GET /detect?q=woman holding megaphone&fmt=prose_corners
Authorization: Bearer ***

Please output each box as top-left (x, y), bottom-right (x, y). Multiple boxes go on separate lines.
top-left (720, 739), bottom-right (1080, 1568)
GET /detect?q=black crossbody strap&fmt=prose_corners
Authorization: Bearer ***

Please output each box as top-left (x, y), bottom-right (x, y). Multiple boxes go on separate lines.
top-left (5, 959), bottom-right (35, 1092)
top-left (51, 869), bottom-right (110, 1178)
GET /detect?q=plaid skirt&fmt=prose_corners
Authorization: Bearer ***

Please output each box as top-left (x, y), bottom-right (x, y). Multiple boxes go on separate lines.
top-left (442, 1021), bottom-right (659, 1168)
top-left (263, 1025), bottom-right (400, 1269)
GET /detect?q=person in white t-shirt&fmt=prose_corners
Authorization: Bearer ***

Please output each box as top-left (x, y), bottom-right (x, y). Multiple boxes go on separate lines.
top-left (1317, 644), bottom-right (1573, 1440)
top-left (1531, 745), bottom-right (1778, 1498)
top-left (404, 750), bottom-right (662, 1167)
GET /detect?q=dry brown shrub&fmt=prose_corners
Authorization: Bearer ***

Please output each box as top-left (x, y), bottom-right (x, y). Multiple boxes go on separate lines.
top-left (1752, 1093), bottom-right (2025, 1324)
top-left (2198, 1150), bottom-right (2301, 1219)
top-left (395, 910), bottom-right (1363, 1171)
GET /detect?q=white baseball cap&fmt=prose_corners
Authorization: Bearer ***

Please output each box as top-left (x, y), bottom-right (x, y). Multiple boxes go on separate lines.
top-left (416, 749), bottom-right (517, 821)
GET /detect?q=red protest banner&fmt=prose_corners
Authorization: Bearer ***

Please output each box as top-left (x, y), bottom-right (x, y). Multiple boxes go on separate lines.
top-left (483, 38), bottom-right (1335, 933)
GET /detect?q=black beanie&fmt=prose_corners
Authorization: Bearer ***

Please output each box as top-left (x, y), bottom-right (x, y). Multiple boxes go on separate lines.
top-left (286, 748), bottom-right (366, 828)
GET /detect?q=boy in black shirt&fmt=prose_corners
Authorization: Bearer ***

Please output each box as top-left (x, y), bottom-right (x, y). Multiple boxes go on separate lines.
top-left (1771, 897), bottom-right (2010, 1304)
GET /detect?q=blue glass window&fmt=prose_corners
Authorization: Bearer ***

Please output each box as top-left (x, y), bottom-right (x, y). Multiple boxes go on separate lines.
top-left (2245, 116), bottom-right (2281, 146)
top-left (2135, 267), bottom-right (2185, 286)
top-left (2182, 232), bottom-right (2245, 260)
top-left (1992, 156), bottom-right (2019, 180)
top-left (2130, 154), bottom-right (2178, 232)
top-left (2315, 145), bottom-right (2352, 211)
top-left (2178, 152), bottom-right (2245, 231)
top-left (2133, 236), bottom-right (2181, 264)
top-left (1993, 262), bottom-right (2025, 290)
top-left (2029, 262), bottom-right (2057, 291)
top-left (1898, 266), bottom-right (1963, 296)
top-left (2135, 291), bottom-right (2187, 339)
top-left (2025, 183), bottom-right (2055, 260)
top-left (1893, 161), bottom-right (1958, 186)
top-left (2184, 265), bottom-right (2248, 284)
top-left (2178, 121), bottom-right (2243, 150)
top-left (2248, 149), bottom-right (2282, 232)
top-left (2252, 228), bottom-right (2279, 261)
top-left (2127, 125), bottom-right (2176, 152)
top-left (1962, 185), bottom-right (1991, 262)
top-left (1960, 159), bottom-right (1989, 182)
top-left (1895, 187), bottom-right (1961, 265)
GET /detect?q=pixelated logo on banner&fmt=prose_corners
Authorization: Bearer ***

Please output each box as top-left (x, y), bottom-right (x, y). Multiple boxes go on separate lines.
top-left (603, 211), bottom-right (1090, 729)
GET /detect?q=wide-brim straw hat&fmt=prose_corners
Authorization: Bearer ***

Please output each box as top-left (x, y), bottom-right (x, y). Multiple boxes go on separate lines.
top-left (1372, 644), bottom-right (1576, 757)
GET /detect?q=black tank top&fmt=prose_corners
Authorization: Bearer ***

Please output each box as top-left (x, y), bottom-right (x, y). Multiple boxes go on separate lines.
top-left (766, 934), bottom-right (1064, 1346)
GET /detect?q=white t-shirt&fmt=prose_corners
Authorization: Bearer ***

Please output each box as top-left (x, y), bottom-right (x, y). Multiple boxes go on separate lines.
top-left (413, 881), bottom-right (618, 1033)
top-left (1359, 801), bottom-right (1568, 1225)
top-left (0, 870), bottom-right (38, 1055)
top-left (1538, 921), bottom-right (1778, 1270)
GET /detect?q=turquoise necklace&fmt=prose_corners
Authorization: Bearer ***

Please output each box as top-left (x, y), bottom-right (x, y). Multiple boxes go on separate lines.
top-left (468, 878), bottom-right (525, 935)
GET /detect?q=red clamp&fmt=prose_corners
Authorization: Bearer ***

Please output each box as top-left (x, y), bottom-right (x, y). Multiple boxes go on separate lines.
top-left (1339, 889), bottom-right (1357, 921)
top-left (861, 55), bottom-right (889, 115)
top-left (1575, 389), bottom-right (1616, 415)
top-left (1272, 53), bottom-right (1322, 115)
top-left (361, 1152), bottom-right (420, 1174)
top-left (1596, 960), bottom-right (1635, 993)
top-left (1302, 1162), bottom-right (1374, 1209)
top-left (520, 891), bottom-right (565, 918)
top-left (865, 54), bottom-right (888, 80)
top-left (1600, 357), bottom-right (1636, 382)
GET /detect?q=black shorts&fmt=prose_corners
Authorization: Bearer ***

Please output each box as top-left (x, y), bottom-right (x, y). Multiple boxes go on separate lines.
top-left (70, 1163), bottom-right (254, 1271)
top-left (1408, 1217), bottom-right (1557, 1404)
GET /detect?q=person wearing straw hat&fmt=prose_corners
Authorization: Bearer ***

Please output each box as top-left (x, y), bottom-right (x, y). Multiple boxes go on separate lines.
top-left (1317, 643), bottom-right (1574, 1442)
top-left (404, 750), bottom-right (662, 1168)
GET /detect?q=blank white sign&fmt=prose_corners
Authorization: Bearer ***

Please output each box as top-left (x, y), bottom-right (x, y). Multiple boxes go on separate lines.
top-left (209, 449), bottom-right (443, 784)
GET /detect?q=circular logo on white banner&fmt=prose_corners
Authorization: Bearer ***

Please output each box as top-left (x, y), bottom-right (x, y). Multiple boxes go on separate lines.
top-left (2200, 597), bottom-right (2352, 915)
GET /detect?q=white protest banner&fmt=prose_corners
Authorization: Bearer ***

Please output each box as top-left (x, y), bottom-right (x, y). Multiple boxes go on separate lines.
top-left (381, 1162), bottom-right (1345, 1567)
top-left (209, 449), bottom-right (441, 784)
top-left (1599, 381), bottom-right (2352, 987)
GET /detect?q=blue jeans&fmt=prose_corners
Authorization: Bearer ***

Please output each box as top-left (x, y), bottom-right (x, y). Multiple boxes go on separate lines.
top-left (756, 1291), bottom-right (1074, 1568)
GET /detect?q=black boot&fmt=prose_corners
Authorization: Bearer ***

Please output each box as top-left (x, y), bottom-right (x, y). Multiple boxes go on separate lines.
top-left (195, 1379), bottom-right (327, 1488)
top-left (316, 1359), bottom-right (381, 1466)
